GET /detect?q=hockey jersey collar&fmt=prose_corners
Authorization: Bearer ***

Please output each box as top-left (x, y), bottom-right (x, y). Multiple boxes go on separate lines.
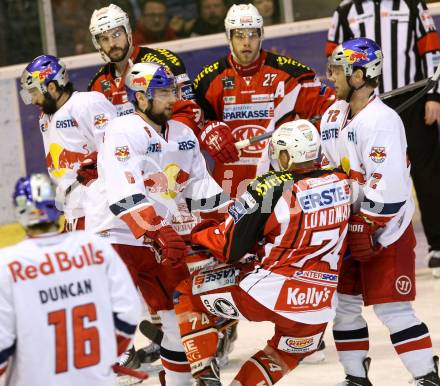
top-left (229, 50), bottom-right (267, 77)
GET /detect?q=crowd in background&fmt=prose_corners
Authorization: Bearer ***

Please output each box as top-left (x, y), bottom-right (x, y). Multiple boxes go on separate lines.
top-left (0, 0), bottom-right (282, 66)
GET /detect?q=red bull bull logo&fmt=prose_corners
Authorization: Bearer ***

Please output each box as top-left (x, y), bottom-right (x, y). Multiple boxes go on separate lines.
top-left (344, 49), bottom-right (368, 64)
top-left (132, 74), bottom-right (153, 88)
top-left (369, 146), bottom-right (387, 163)
top-left (115, 146), bottom-right (130, 161)
top-left (143, 164), bottom-right (190, 199)
top-left (32, 66), bottom-right (53, 82)
top-left (46, 143), bottom-right (85, 179)
top-left (144, 171), bottom-right (168, 193)
top-left (94, 114), bottom-right (108, 128)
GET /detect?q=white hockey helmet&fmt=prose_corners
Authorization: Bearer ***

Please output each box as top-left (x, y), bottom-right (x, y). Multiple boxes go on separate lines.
top-left (270, 119), bottom-right (320, 171)
top-left (225, 4), bottom-right (264, 48)
top-left (89, 4), bottom-right (132, 62)
top-left (125, 62), bottom-right (175, 103)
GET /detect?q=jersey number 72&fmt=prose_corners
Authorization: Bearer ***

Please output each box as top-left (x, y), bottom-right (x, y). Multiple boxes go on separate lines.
top-left (48, 302), bottom-right (100, 373)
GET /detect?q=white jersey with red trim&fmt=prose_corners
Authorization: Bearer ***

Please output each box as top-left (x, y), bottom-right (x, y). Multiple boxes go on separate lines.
top-left (0, 231), bottom-right (142, 386)
top-left (87, 112), bottom-right (228, 245)
top-left (320, 96), bottom-right (414, 246)
top-left (39, 91), bottom-right (117, 220)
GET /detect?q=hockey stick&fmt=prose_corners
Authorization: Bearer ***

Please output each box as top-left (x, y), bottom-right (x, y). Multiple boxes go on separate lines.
top-left (392, 62), bottom-right (440, 114)
top-left (112, 363), bottom-right (149, 383)
top-left (235, 66), bottom-right (440, 150)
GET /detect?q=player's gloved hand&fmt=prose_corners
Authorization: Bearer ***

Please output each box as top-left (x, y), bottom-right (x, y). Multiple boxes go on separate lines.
top-left (76, 151), bottom-right (98, 186)
top-left (348, 214), bottom-right (383, 262)
top-left (144, 222), bottom-right (186, 267)
top-left (199, 121), bottom-right (240, 164)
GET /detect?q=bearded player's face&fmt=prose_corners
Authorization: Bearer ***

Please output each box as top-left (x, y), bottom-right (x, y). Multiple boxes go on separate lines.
top-left (96, 26), bottom-right (130, 62)
top-left (149, 87), bottom-right (177, 125)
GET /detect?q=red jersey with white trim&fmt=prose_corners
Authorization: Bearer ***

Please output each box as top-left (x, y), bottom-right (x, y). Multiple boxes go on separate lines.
top-left (193, 50), bottom-right (336, 197)
top-left (0, 231), bottom-right (142, 386)
top-left (88, 107), bottom-right (229, 245)
top-left (320, 96), bottom-right (415, 247)
top-left (88, 46), bottom-right (194, 117)
top-left (39, 91), bottom-right (117, 220)
top-left (192, 169), bottom-right (350, 324)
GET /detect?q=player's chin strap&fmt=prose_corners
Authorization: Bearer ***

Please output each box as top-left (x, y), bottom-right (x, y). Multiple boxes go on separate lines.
top-left (345, 76), bottom-right (367, 103)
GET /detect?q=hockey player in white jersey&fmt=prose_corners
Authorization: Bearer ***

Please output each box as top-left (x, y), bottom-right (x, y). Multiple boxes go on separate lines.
top-left (20, 55), bottom-right (117, 230)
top-left (322, 37), bottom-right (439, 385)
top-left (0, 173), bottom-right (143, 386)
top-left (92, 62), bottom-right (230, 386)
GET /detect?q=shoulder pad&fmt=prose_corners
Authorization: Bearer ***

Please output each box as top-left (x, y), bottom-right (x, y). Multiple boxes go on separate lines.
top-left (250, 170), bottom-right (295, 198)
top-left (265, 52), bottom-right (315, 79)
top-left (137, 47), bottom-right (183, 71)
top-left (87, 65), bottom-right (110, 91)
top-left (193, 57), bottom-right (229, 90)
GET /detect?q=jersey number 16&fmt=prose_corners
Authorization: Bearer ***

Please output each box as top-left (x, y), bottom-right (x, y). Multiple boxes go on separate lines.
top-left (48, 303), bottom-right (100, 373)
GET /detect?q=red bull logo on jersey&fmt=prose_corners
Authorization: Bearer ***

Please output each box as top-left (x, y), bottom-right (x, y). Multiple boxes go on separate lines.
top-left (115, 146), bottom-right (130, 161)
top-left (344, 49), bottom-right (368, 64)
top-left (32, 65), bottom-right (54, 82)
top-left (369, 146), bottom-right (387, 163)
top-left (46, 143), bottom-right (85, 179)
top-left (7, 242), bottom-right (105, 283)
top-left (94, 113), bottom-right (109, 128)
top-left (143, 164), bottom-right (190, 199)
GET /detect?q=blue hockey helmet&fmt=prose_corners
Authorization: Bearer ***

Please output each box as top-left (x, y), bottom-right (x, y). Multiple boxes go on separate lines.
top-left (13, 174), bottom-right (60, 228)
top-left (125, 62), bottom-right (175, 103)
top-left (20, 55), bottom-right (69, 104)
top-left (328, 37), bottom-right (383, 79)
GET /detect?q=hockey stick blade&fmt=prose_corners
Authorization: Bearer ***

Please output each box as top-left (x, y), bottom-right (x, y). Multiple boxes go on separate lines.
top-left (139, 320), bottom-right (164, 345)
top-left (112, 363), bottom-right (149, 383)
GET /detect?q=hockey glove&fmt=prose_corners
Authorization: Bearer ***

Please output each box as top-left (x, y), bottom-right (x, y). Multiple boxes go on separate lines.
top-left (199, 121), bottom-right (240, 164)
top-left (348, 214), bottom-right (383, 262)
top-left (76, 151), bottom-right (98, 186)
top-left (144, 221), bottom-right (186, 267)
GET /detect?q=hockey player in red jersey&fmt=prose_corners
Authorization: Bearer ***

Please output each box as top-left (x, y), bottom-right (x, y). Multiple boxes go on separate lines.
top-left (322, 37), bottom-right (439, 385)
top-left (174, 120), bottom-right (351, 385)
top-left (193, 3), bottom-right (335, 199)
top-left (88, 3), bottom-right (195, 117)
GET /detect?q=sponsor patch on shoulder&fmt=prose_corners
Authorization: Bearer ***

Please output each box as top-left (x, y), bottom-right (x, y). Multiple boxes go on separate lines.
top-left (228, 200), bottom-right (247, 223)
top-left (115, 146), bottom-right (130, 161)
top-left (94, 113), bottom-right (109, 128)
top-left (369, 146), bottom-right (386, 163)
